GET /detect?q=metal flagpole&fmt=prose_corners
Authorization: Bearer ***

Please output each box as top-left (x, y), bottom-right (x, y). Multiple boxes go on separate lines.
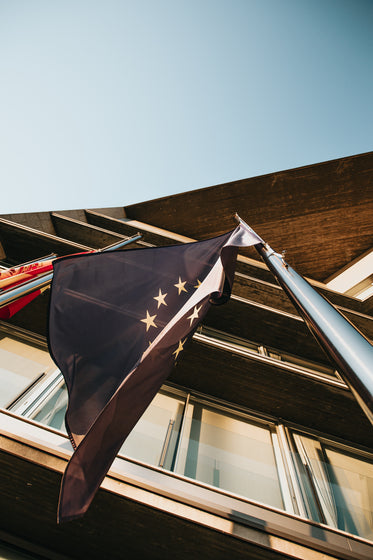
top-left (97, 234), bottom-right (142, 252)
top-left (0, 234), bottom-right (142, 311)
top-left (235, 215), bottom-right (373, 426)
top-left (0, 253), bottom-right (57, 270)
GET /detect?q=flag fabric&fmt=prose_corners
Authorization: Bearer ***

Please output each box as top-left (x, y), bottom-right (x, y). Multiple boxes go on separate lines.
top-left (0, 287), bottom-right (49, 320)
top-left (48, 221), bottom-right (262, 523)
top-left (0, 259), bottom-right (54, 291)
top-left (0, 253), bottom-right (94, 320)
top-left (0, 259), bottom-right (55, 319)
top-left (0, 244), bottom-right (131, 321)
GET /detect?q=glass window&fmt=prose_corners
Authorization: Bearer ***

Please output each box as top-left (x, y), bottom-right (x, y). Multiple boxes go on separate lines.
top-left (0, 331), bottom-right (54, 408)
top-left (198, 325), bottom-right (338, 379)
top-left (278, 350), bottom-right (336, 378)
top-left (8, 327), bottom-right (371, 541)
top-left (31, 379), bottom-right (68, 431)
top-left (28, 380), bottom-right (284, 509)
top-left (174, 399), bottom-right (284, 510)
top-left (30, 382), bottom-right (185, 470)
top-left (198, 327), bottom-right (259, 353)
top-left (292, 432), bottom-right (373, 540)
top-left (119, 389), bottom-right (185, 468)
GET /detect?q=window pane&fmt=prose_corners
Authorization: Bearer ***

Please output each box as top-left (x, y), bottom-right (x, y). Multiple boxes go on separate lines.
top-left (175, 400), bottom-right (284, 510)
top-left (119, 390), bottom-right (185, 468)
top-left (0, 335), bottom-right (53, 408)
top-left (31, 381), bottom-right (68, 431)
top-left (324, 446), bottom-right (373, 540)
top-left (30, 383), bottom-right (185, 471)
top-left (293, 433), bottom-right (373, 540)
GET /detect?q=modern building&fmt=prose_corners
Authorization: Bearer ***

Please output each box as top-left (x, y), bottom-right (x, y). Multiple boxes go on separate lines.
top-left (0, 151), bottom-right (372, 559)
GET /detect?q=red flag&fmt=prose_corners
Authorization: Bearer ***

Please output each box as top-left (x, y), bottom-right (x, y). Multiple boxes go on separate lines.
top-left (0, 260), bottom-right (54, 291)
top-left (0, 254), bottom-right (93, 319)
top-left (0, 286), bottom-right (50, 319)
top-left (0, 238), bottom-right (138, 319)
top-left (0, 260), bottom-right (55, 319)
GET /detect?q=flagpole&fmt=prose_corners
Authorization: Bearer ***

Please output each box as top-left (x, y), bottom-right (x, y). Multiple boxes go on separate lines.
top-left (2, 253), bottom-right (57, 269)
top-left (98, 234), bottom-right (142, 252)
top-left (0, 234), bottom-right (142, 311)
top-left (235, 216), bottom-right (373, 426)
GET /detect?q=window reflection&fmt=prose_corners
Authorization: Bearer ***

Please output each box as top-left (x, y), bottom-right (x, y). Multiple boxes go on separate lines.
top-left (119, 390), bottom-right (184, 468)
top-left (30, 382), bottom-right (185, 470)
top-left (198, 326), bottom-right (337, 379)
top-left (31, 380), bottom-right (68, 431)
top-left (0, 334), bottom-right (53, 408)
top-left (325, 447), bottom-right (373, 540)
top-left (292, 433), bottom-right (373, 540)
top-left (2, 325), bottom-right (372, 541)
top-left (175, 400), bottom-right (284, 510)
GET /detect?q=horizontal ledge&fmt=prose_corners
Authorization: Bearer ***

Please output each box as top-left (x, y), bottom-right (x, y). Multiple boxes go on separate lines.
top-left (1, 410), bottom-right (372, 560)
top-left (193, 332), bottom-right (347, 389)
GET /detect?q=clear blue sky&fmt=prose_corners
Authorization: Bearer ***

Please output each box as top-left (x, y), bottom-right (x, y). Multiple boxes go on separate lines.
top-left (1, 0), bottom-right (372, 214)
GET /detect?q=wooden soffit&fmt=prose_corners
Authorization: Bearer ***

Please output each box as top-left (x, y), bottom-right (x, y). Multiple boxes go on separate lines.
top-left (124, 152), bottom-right (373, 282)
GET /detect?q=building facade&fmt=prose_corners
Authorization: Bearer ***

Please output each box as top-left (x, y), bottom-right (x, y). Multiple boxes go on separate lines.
top-left (0, 152), bottom-right (372, 559)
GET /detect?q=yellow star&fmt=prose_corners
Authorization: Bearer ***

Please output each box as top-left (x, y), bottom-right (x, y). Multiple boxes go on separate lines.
top-left (173, 338), bottom-right (187, 359)
top-left (153, 288), bottom-right (167, 308)
top-left (141, 310), bottom-right (157, 331)
top-left (187, 305), bottom-right (202, 326)
top-left (194, 279), bottom-right (202, 289)
top-left (174, 276), bottom-right (187, 295)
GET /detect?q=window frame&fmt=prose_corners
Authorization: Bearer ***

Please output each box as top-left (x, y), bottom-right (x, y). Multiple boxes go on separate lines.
top-left (2, 321), bottom-right (372, 541)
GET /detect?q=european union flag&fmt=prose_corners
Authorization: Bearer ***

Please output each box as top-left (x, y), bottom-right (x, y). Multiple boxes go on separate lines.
top-left (48, 221), bottom-right (262, 522)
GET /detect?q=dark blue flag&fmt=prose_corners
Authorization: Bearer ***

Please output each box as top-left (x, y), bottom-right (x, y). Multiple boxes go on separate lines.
top-left (48, 221), bottom-right (262, 522)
